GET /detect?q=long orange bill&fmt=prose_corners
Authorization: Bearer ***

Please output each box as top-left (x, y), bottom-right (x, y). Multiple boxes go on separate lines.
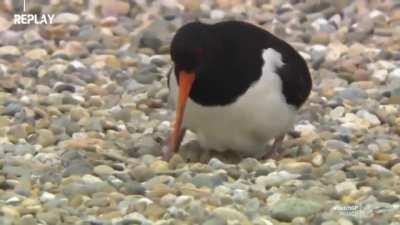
top-left (169, 71), bottom-right (195, 153)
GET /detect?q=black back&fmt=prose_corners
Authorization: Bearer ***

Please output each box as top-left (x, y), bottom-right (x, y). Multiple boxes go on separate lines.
top-left (169, 21), bottom-right (312, 108)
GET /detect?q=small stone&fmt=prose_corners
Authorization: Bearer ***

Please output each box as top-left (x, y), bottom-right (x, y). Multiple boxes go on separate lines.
top-left (3, 102), bottom-right (23, 116)
top-left (0, 16), bottom-right (11, 32)
top-left (54, 83), bottom-right (75, 93)
top-left (169, 154), bottom-right (185, 169)
top-left (2, 206), bottom-right (20, 218)
top-left (312, 153), bottom-right (323, 166)
top-left (292, 217), bottom-right (307, 225)
top-left (372, 69), bottom-right (388, 82)
top-left (356, 110), bottom-right (381, 126)
top-left (111, 108), bottom-right (131, 122)
top-left (210, 10), bottom-right (225, 20)
top-left (208, 158), bottom-right (225, 170)
top-left (25, 48), bottom-right (48, 60)
top-left (40, 192), bottom-right (56, 202)
top-left (18, 215), bottom-right (37, 225)
top-left (37, 129), bottom-right (57, 147)
top-left (391, 163), bottom-right (400, 175)
top-left (335, 181), bottom-right (357, 195)
top-left (388, 68), bottom-right (400, 82)
top-left (102, 0), bottom-right (130, 17)
top-left (7, 125), bottom-right (28, 143)
top-left (310, 32), bottom-right (330, 45)
top-left (70, 107), bottom-right (90, 121)
top-left (338, 218), bottom-right (353, 225)
top-left (63, 160), bottom-right (93, 177)
top-left (270, 198), bottom-right (322, 222)
top-left (94, 165), bottom-right (115, 176)
top-left (149, 160), bottom-right (169, 173)
top-left (214, 206), bottom-right (250, 224)
top-left (82, 174), bottom-right (103, 184)
top-left (123, 181), bottom-right (146, 195)
top-left (202, 217), bottom-right (227, 225)
top-left (326, 151), bottom-right (344, 166)
top-left (330, 106), bottom-right (345, 120)
top-left (0, 45), bottom-right (21, 58)
top-left (37, 211), bottom-right (60, 225)
top-left (322, 221), bottom-right (339, 225)
top-left (339, 87), bottom-right (368, 101)
top-left (310, 44), bottom-right (327, 68)
top-left (191, 173), bottom-right (225, 189)
top-left (280, 162), bottom-right (313, 175)
top-left (131, 136), bottom-right (162, 157)
top-left (255, 171), bottom-right (300, 187)
top-left (54, 13), bottom-right (80, 24)
top-left (130, 164), bottom-right (154, 182)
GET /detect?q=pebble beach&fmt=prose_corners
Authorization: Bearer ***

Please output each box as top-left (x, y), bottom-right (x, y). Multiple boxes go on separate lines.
top-left (1, 0), bottom-right (400, 224)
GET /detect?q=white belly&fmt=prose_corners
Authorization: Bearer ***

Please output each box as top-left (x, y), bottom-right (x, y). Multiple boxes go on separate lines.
top-left (168, 48), bottom-right (296, 156)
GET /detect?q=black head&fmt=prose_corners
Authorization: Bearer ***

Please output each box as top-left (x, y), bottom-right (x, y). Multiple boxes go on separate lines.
top-left (170, 22), bottom-right (216, 73)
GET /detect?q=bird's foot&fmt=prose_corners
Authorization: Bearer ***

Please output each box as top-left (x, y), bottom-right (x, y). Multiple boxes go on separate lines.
top-left (262, 134), bottom-right (285, 160)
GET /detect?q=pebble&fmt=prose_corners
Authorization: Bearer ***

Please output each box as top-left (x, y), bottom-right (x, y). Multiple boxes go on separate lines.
top-left (326, 151), bottom-right (344, 165)
top-left (0, 46), bottom-right (21, 58)
top-left (214, 206), bottom-right (250, 224)
top-left (94, 165), bottom-right (115, 176)
top-left (208, 157), bottom-right (226, 170)
top-left (391, 163), bottom-right (400, 176)
top-left (388, 68), bottom-right (400, 82)
top-left (0, 1), bottom-right (398, 224)
top-left (36, 129), bottom-right (57, 147)
top-left (102, 0), bottom-right (130, 17)
top-left (191, 173), bottom-right (226, 189)
top-left (3, 103), bottom-right (23, 116)
top-left (54, 13), bottom-right (80, 24)
top-left (40, 192), bottom-right (56, 202)
top-left (270, 198), bottom-right (322, 222)
top-left (279, 162), bottom-right (313, 175)
top-left (18, 215), bottom-right (37, 225)
top-left (255, 171), bottom-right (300, 187)
top-left (335, 181), bottom-right (357, 195)
top-left (7, 125), bottom-right (28, 143)
top-left (25, 49), bottom-right (48, 60)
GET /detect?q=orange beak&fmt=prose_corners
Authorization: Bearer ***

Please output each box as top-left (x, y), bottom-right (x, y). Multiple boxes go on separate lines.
top-left (169, 71), bottom-right (195, 153)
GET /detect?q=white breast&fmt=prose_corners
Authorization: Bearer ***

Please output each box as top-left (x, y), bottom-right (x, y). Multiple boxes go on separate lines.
top-left (169, 48), bottom-right (296, 156)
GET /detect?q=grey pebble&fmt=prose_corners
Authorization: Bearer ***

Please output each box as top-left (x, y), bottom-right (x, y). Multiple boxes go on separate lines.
top-left (270, 198), bottom-right (322, 222)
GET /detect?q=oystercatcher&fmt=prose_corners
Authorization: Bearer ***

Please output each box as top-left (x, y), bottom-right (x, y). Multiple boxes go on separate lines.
top-left (164, 20), bottom-right (312, 160)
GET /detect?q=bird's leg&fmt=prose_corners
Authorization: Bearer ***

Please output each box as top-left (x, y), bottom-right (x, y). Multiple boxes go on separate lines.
top-left (163, 128), bottom-right (187, 161)
top-left (262, 134), bottom-right (285, 159)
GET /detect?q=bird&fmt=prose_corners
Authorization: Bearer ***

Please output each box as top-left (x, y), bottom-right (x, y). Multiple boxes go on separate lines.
top-left (163, 20), bottom-right (312, 161)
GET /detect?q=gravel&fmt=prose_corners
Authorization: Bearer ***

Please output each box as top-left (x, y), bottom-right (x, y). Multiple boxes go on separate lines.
top-left (0, 0), bottom-right (399, 224)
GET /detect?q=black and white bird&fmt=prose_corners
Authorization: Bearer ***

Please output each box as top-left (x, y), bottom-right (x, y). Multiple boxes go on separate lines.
top-left (164, 20), bottom-right (312, 160)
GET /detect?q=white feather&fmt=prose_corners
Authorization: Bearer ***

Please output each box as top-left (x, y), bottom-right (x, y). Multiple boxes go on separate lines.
top-left (169, 48), bottom-right (296, 156)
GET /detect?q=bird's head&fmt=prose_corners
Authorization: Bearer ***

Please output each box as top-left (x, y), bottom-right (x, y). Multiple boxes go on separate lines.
top-left (170, 21), bottom-right (209, 73)
top-left (168, 22), bottom-right (216, 155)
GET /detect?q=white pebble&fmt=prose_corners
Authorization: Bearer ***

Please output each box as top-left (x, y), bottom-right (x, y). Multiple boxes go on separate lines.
top-left (175, 195), bottom-right (193, 206)
top-left (40, 192), bottom-right (56, 202)
top-left (335, 181), bottom-right (357, 195)
top-left (82, 174), bottom-right (103, 183)
top-left (356, 110), bottom-right (381, 126)
top-left (210, 10), bottom-right (225, 20)
top-left (372, 69), bottom-right (388, 82)
top-left (6, 197), bottom-right (21, 204)
top-left (388, 68), bottom-right (400, 82)
top-left (330, 106), bottom-right (345, 120)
